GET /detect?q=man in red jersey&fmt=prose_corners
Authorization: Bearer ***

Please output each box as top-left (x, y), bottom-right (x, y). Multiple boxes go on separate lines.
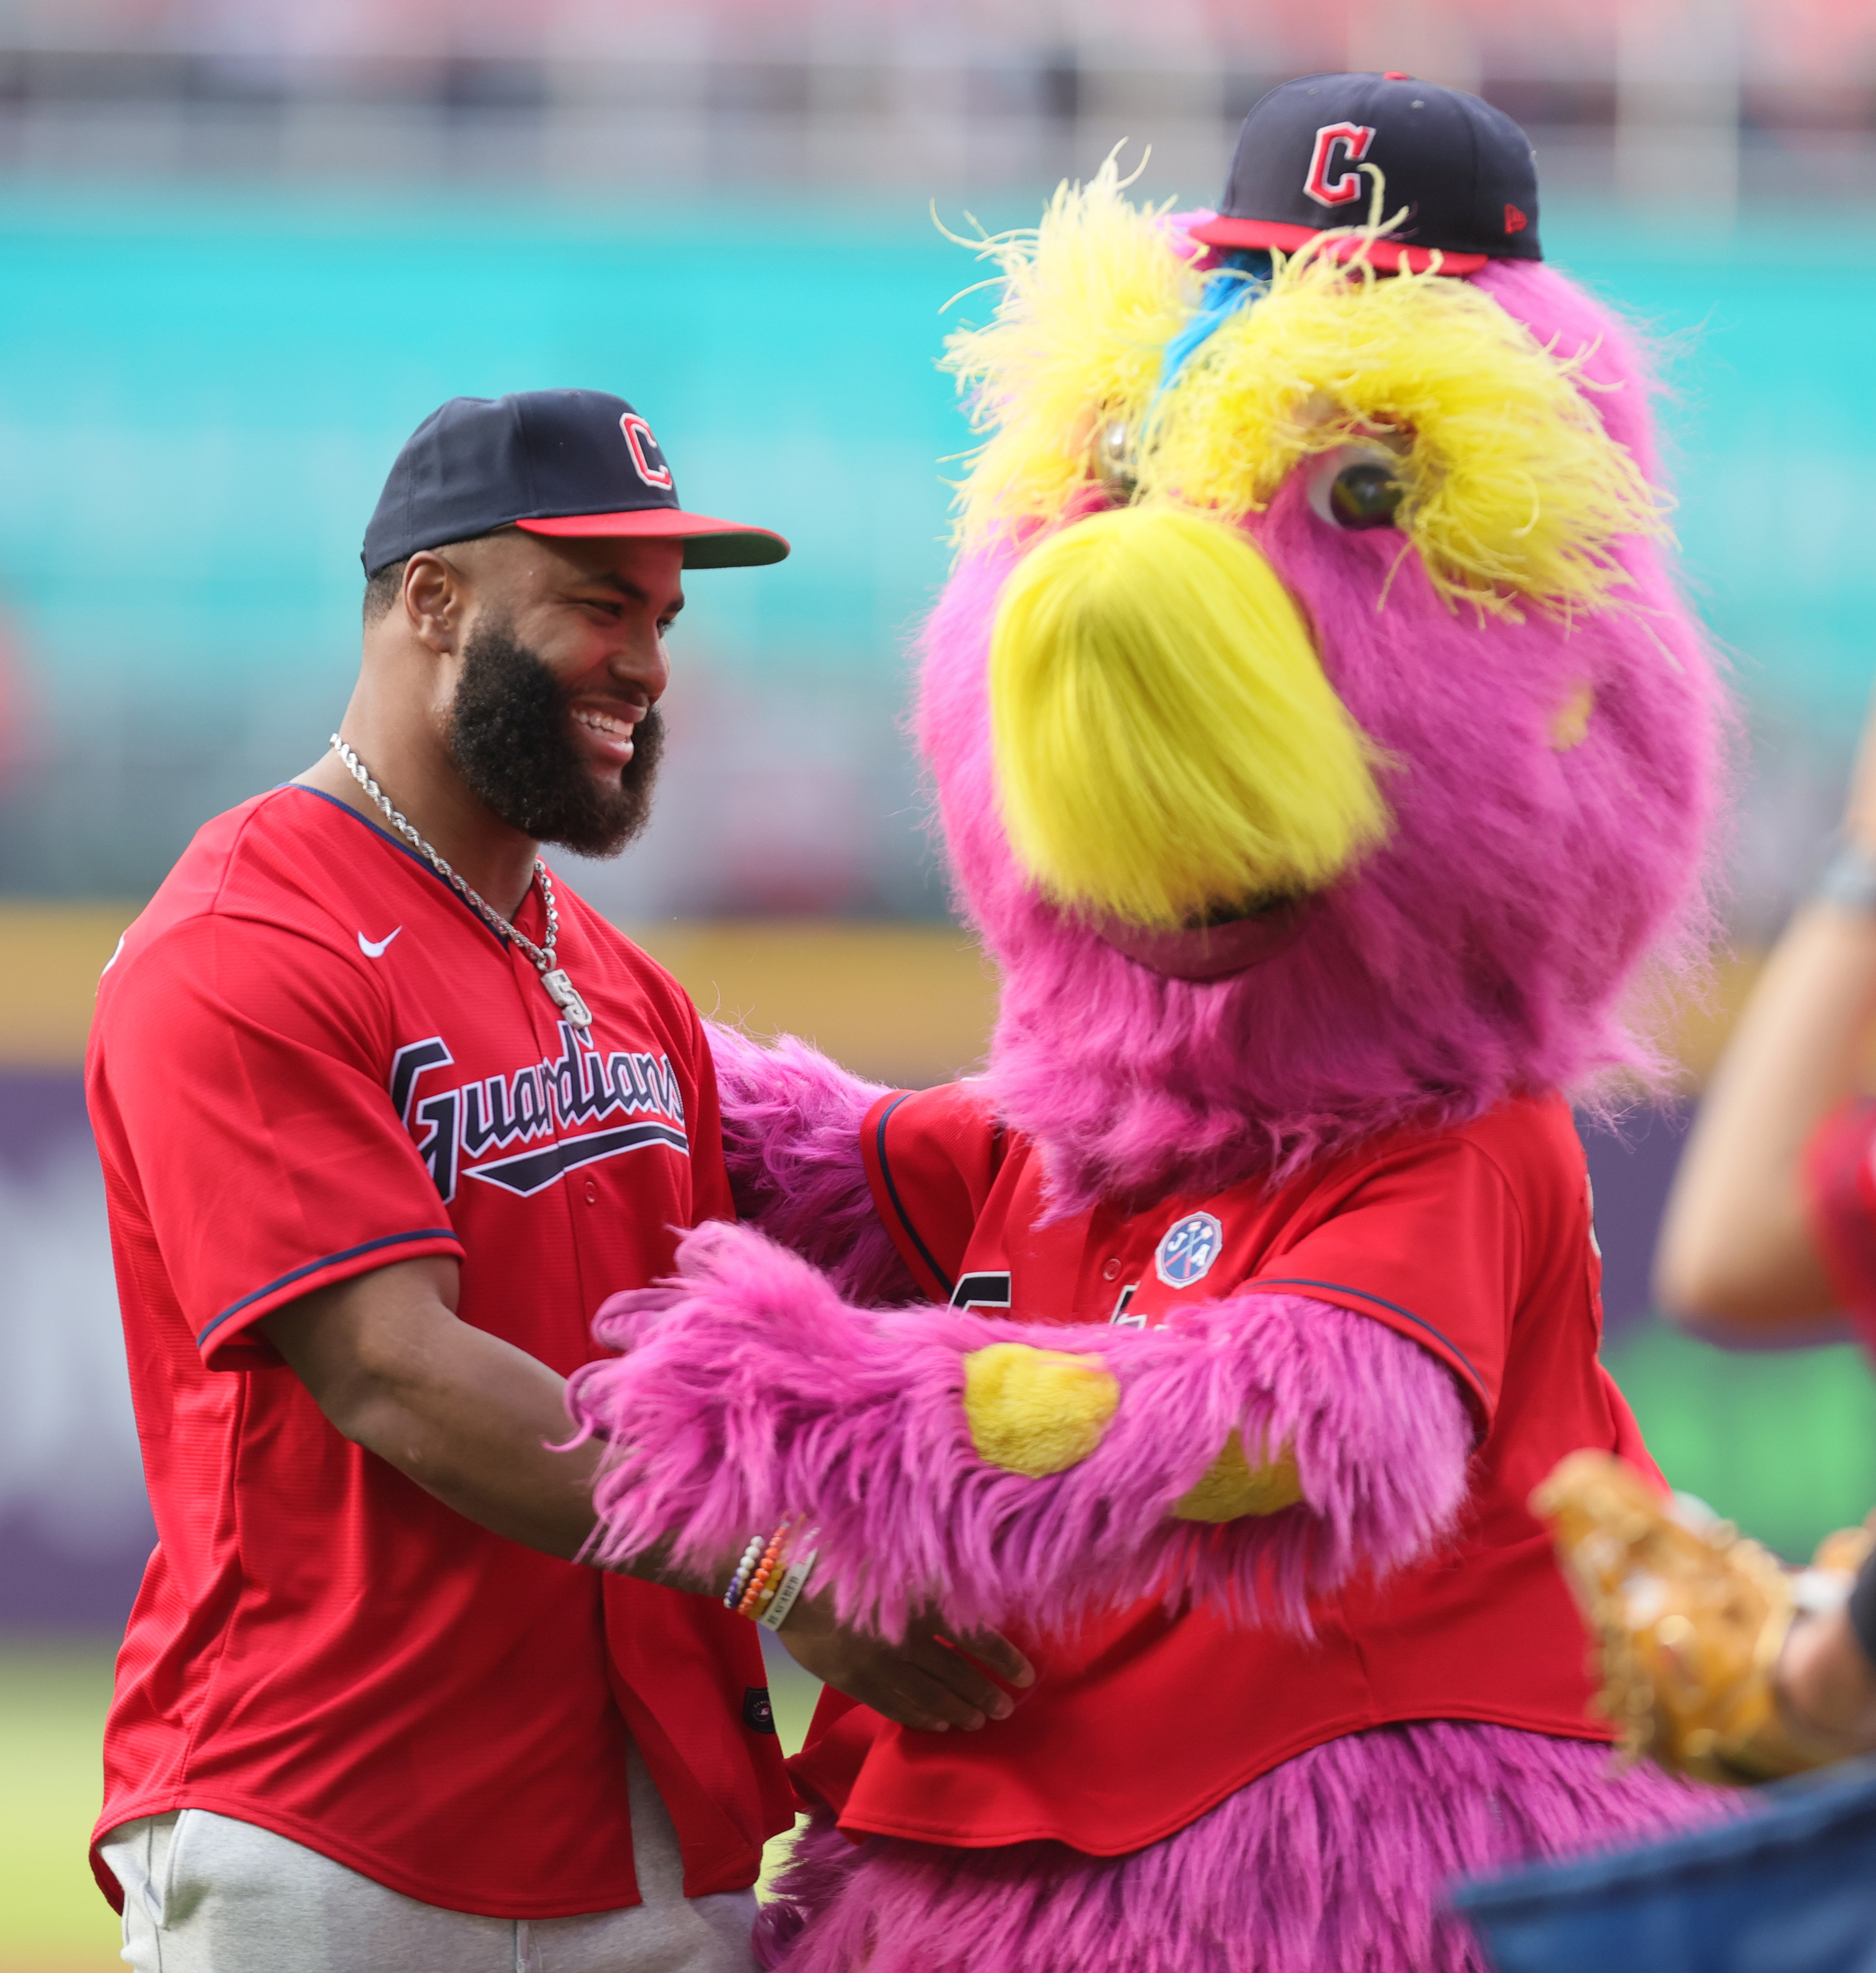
top-left (86, 389), bottom-right (1028, 1972)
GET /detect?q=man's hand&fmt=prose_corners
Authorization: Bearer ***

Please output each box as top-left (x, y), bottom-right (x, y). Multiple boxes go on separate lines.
top-left (776, 1590), bottom-right (1035, 1732)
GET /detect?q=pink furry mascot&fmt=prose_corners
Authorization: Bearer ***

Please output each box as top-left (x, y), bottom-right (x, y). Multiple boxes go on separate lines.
top-left (570, 76), bottom-right (1738, 1972)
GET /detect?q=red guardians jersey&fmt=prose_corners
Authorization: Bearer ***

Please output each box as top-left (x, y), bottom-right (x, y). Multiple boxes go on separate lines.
top-left (85, 785), bottom-right (794, 1917)
top-left (790, 1083), bottom-right (1657, 1856)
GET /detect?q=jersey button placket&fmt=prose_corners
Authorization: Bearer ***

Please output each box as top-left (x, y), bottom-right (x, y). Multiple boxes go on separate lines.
top-left (584, 1176), bottom-right (599, 1206)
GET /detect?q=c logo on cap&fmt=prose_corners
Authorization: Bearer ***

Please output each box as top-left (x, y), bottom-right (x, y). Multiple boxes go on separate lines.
top-left (620, 413), bottom-right (673, 491)
top-left (1304, 122), bottom-right (1377, 207)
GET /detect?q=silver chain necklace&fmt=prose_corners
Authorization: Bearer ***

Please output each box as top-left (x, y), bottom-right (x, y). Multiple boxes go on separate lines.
top-left (329, 734), bottom-right (593, 1030)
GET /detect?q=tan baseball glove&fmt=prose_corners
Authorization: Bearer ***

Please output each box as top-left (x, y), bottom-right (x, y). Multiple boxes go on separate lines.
top-left (1532, 1449), bottom-right (1874, 1785)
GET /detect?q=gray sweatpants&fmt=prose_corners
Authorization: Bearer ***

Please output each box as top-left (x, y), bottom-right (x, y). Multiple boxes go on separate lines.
top-left (98, 1746), bottom-right (761, 1973)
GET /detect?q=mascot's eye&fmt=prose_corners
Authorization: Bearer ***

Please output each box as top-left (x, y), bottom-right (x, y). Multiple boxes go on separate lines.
top-left (1306, 444), bottom-right (1406, 532)
top-left (1090, 417), bottom-right (1137, 498)
top-left (1329, 464), bottom-right (1404, 529)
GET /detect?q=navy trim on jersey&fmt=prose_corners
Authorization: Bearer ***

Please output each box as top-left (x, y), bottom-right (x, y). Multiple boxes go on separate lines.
top-left (1243, 1275), bottom-right (1486, 1399)
top-left (282, 785), bottom-right (510, 952)
top-left (874, 1093), bottom-right (956, 1301)
top-left (197, 1227), bottom-right (463, 1346)
top-left (464, 1121), bottom-right (690, 1197)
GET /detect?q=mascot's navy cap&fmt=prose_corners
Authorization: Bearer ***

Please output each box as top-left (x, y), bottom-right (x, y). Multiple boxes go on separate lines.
top-left (1188, 72), bottom-right (1541, 275)
top-left (362, 388), bottom-right (790, 577)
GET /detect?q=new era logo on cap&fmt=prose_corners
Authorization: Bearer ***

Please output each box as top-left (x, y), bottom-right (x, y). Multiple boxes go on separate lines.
top-left (1188, 71), bottom-right (1542, 275)
top-left (362, 389), bottom-right (789, 577)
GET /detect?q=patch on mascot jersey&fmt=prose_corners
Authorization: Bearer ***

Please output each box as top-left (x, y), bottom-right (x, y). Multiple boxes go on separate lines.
top-left (742, 1686), bottom-right (776, 1734)
top-left (1154, 1211), bottom-right (1224, 1288)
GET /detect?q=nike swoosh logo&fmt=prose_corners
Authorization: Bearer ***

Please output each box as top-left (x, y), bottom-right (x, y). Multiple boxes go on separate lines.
top-left (358, 927), bottom-right (402, 959)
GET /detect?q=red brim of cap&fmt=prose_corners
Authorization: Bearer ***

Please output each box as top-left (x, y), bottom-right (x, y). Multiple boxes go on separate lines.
top-left (516, 509), bottom-right (790, 570)
top-left (1184, 215), bottom-right (1487, 276)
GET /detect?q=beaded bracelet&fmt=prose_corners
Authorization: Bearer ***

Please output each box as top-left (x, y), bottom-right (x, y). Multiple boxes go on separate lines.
top-left (722, 1533), bottom-right (766, 1611)
top-left (749, 1522), bottom-right (814, 1620)
top-left (735, 1519), bottom-right (795, 1618)
top-left (721, 1515), bottom-right (818, 1627)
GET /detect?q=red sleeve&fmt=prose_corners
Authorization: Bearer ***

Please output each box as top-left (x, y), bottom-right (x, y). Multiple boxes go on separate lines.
top-left (88, 913), bottom-right (466, 1370)
top-left (858, 1082), bottom-right (1006, 1306)
top-left (1803, 1098), bottom-right (1876, 1355)
top-left (1244, 1135), bottom-right (1523, 1431)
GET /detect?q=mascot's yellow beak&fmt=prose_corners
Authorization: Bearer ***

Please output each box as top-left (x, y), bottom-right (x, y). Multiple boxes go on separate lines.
top-left (989, 505), bottom-right (1388, 930)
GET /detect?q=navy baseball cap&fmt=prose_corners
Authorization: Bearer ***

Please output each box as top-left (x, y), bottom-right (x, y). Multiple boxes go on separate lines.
top-left (1188, 72), bottom-right (1541, 275)
top-left (362, 389), bottom-right (790, 576)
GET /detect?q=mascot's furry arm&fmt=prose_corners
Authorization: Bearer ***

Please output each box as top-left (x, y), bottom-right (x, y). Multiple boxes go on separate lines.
top-left (572, 1082), bottom-right (1474, 1638)
top-left (706, 1020), bottom-right (919, 1306)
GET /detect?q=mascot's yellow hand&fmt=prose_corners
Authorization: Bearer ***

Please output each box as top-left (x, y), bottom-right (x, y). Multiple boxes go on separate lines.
top-left (1173, 1433), bottom-right (1303, 1522)
top-left (962, 1343), bottom-right (1119, 1477)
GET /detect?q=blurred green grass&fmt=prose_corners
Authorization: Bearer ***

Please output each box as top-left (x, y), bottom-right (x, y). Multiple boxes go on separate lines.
top-left (0, 1638), bottom-right (821, 1970)
top-left (1605, 1321), bottom-right (1876, 1561)
top-left (0, 1642), bottom-right (117, 1973)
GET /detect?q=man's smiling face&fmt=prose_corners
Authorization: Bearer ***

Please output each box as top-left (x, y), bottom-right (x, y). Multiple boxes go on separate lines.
top-left (440, 530), bottom-right (683, 858)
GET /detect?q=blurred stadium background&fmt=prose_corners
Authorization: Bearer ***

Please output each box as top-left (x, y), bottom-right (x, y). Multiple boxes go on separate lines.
top-left (7, 0), bottom-right (1876, 1965)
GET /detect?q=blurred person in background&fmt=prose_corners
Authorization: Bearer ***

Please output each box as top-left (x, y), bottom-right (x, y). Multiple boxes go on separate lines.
top-left (1657, 687), bottom-right (1876, 1348)
top-left (1654, 688), bottom-right (1876, 1770)
top-left (82, 389), bottom-right (1029, 1973)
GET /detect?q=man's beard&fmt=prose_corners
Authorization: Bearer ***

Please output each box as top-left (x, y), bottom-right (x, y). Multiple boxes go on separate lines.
top-left (447, 617), bottom-right (664, 859)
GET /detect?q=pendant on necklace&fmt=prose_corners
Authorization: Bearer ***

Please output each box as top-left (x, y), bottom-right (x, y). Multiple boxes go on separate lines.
top-left (540, 968), bottom-right (593, 1031)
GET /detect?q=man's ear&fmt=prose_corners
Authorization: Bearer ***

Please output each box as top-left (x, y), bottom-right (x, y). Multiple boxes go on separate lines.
top-left (401, 551), bottom-right (466, 656)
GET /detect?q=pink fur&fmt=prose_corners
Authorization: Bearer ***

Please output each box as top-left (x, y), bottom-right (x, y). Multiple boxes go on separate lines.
top-left (569, 1220), bottom-right (1471, 1640)
top-left (756, 1724), bottom-right (1740, 1973)
top-left (707, 1021), bottom-right (917, 1305)
top-left (919, 261), bottom-right (1725, 1212)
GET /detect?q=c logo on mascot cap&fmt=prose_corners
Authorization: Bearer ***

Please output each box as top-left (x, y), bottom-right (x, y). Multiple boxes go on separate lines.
top-left (1155, 1212), bottom-right (1225, 1288)
top-left (1304, 122), bottom-right (1376, 206)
